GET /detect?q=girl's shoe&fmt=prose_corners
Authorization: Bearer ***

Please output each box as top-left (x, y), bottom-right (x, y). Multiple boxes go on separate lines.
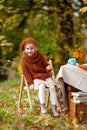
top-left (52, 105), bottom-right (60, 117)
top-left (41, 104), bottom-right (47, 114)
top-left (53, 111), bottom-right (60, 117)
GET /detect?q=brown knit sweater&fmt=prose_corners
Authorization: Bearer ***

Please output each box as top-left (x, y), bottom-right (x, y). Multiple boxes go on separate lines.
top-left (21, 52), bottom-right (51, 86)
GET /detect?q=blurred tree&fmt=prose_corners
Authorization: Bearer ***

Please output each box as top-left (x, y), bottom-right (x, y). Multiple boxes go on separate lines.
top-left (0, 0), bottom-right (86, 70)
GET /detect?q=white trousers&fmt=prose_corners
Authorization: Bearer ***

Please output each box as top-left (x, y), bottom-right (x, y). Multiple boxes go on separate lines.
top-left (34, 77), bottom-right (58, 105)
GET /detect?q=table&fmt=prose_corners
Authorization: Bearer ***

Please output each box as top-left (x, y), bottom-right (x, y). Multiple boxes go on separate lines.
top-left (56, 64), bottom-right (87, 117)
top-left (56, 64), bottom-right (87, 92)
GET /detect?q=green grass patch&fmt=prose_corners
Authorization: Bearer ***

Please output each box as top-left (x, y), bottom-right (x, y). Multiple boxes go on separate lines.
top-left (0, 78), bottom-right (20, 87)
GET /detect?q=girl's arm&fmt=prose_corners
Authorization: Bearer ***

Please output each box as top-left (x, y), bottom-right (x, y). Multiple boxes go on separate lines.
top-left (21, 60), bottom-right (34, 86)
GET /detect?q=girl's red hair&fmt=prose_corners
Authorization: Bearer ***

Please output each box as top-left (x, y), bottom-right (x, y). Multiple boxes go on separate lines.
top-left (21, 37), bottom-right (38, 51)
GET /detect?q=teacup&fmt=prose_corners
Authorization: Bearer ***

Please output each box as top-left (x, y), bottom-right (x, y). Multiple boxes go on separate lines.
top-left (68, 58), bottom-right (77, 66)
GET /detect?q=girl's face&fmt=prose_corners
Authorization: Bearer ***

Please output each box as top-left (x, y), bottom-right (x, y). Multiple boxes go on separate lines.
top-left (25, 43), bottom-right (37, 56)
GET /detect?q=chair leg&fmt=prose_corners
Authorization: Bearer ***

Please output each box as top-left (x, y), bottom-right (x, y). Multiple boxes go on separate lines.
top-left (18, 75), bottom-right (33, 109)
top-left (18, 75), bottom-right (24, 108)
top-left (46, 90), bottom-right (50, 107)
top-left (25, 78), bottom-right (33, 109)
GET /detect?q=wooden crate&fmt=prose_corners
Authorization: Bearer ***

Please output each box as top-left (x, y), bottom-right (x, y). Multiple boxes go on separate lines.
top-left (69, 99), bottom-right (87, 123)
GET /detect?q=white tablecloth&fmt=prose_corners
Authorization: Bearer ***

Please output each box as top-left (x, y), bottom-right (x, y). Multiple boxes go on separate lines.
top-left (56, 64), bottom-right (87, 92)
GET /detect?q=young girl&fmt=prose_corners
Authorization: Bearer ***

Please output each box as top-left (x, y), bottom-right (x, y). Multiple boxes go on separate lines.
top-left (20, 37), bottom-right (60, 117)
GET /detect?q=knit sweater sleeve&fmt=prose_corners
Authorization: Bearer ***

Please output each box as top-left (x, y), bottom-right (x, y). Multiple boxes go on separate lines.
top-left (21, 60), bottom-right (34, 86)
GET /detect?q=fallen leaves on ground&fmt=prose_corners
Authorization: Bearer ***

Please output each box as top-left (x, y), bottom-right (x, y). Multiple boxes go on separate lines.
top-left (0, 85), bottom-right (87, 130)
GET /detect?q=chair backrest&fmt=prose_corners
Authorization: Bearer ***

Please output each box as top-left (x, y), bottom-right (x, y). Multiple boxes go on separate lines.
top-left (48, 59), bottom-right (55, 80)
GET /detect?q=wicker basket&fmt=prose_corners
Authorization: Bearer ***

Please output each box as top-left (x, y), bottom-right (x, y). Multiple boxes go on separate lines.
top-left (69, 99), bottom-right (87, 123)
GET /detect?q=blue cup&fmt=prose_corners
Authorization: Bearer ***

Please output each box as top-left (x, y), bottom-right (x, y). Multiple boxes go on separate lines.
top-left (68, 58), bottom-right (77, 66)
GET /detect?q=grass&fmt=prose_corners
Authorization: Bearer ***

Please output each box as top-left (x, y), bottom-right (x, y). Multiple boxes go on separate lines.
top-left (0, 78), bottom-right (20, 88)
top-left (0, 79), bottom-right (87, 130)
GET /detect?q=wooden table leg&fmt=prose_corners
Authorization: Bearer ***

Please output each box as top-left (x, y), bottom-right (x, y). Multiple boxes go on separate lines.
top-left (67, 85), bottom-right (72, 111)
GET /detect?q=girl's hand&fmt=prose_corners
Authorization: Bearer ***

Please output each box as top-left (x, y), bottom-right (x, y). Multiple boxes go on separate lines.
top-left (46, 65), bottom-right (52, 72)
top-left (30, 84), bottom-right (34, 90)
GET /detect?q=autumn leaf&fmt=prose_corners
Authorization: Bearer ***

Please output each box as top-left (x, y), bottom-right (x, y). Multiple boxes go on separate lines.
top-left (72, 117), bottom-right (78, 125)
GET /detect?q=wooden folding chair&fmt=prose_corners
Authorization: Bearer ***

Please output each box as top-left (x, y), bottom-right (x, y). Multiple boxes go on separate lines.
top-left (18, 60), bottom-right (62, 113)
top-left (18, 74), bottom-right (33, 109)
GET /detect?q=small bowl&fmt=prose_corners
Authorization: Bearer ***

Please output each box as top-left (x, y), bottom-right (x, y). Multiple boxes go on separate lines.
top-left (68, 58), bottom-right (77, 66)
